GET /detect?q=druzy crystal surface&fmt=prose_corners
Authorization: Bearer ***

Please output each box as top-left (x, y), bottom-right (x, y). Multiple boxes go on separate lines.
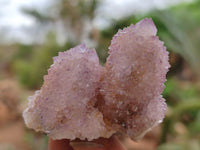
top-left (23, 44), bottom-right (115, 140)
top-left (23, 18), bottom-right (170, 141)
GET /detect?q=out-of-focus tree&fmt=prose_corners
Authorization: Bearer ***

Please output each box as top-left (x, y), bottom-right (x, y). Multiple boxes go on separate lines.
top-left (22, 0), bottom-right (100, 45)
top-left (57, 0), bottom-right (99, 43)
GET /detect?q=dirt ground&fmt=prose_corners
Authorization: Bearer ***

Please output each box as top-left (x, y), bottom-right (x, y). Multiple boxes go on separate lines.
top-left (0, 118), bottom-right (159, 150)
top-left (0, 119), bottom-right (32, 150)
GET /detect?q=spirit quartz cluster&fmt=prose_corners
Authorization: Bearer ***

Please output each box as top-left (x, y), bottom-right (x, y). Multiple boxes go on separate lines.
top-left (23, 18), bottom-right (170, 141)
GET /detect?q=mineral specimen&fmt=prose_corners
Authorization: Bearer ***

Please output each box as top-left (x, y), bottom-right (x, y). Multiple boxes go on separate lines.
top-left (23, 18), bottom-right (170, 141)
top-left (99, 18), bottom-right (170, 140)
top-left (23, 44), bottom-right (115, 141)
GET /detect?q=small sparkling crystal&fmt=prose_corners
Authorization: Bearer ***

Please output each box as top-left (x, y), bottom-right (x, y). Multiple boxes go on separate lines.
top-left (23, 18), bottom-right (170, 141)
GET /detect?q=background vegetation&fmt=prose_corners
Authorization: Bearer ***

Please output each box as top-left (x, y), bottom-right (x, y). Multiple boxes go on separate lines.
top-left (0, 0), bottom-right (200, 150)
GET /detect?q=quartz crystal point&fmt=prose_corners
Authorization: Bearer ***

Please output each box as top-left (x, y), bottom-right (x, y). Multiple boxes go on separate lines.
top-left (23, 18), bottom-right (170, 141)
top-left (99, 18), bottom-right (170, 140)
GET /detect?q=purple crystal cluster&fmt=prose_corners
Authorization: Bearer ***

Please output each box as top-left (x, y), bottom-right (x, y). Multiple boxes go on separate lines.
top-left (23, 18), bottom-right (170, 141)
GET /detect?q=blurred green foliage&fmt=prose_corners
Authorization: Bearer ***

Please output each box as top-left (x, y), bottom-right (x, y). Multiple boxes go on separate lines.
top-left (163, 78), bottom-right (200, 104)
top-left (24, 133), bottom-right (48, 150)
top-left (157, 140), bottom-right (200, 150)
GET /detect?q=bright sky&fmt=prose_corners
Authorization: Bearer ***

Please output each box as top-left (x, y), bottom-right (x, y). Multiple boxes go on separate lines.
top-left (0, 0), bottom-right (193, 44)
top-left (0, 0), bottom-right (50, 43)
top-left (0, 0), bottom-right (50, 27)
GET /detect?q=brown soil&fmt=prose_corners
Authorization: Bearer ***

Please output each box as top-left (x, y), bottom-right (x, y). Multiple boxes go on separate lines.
top-left (0, 119), bottom-right (32, 150)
